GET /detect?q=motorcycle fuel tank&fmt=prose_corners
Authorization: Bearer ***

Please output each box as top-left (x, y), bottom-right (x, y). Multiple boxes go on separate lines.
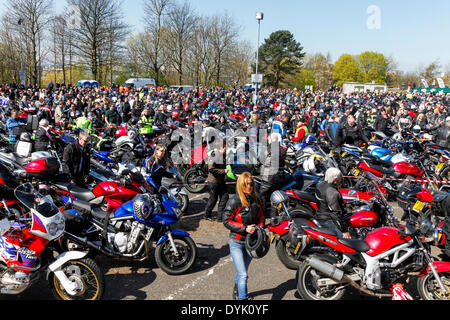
top-left (393, 162), bottom-right (423, 178)
top-left (364, 227), bottom-right (411, 257)
top-left (348, 209), bottom-right (378, 228)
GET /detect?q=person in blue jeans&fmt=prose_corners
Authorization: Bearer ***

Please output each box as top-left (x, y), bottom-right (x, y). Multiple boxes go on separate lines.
top-left (223, 172), bottom-right (265, 300)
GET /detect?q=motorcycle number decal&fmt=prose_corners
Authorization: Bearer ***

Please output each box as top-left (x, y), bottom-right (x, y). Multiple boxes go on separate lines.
top-left (413, 201), bottom-right (425, 213)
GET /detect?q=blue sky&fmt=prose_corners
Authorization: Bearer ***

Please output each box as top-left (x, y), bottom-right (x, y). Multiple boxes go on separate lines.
top-left (1, 0), bottom-right (449, 73)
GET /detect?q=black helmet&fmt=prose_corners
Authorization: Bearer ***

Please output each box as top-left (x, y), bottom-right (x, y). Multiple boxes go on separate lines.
top-left (245, 227), bottom-right (270, 259)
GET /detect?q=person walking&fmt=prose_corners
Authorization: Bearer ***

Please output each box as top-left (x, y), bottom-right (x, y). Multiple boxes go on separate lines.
top-left (223, 172), bottom-right (265, 300)
top-left (204, 144), bottom-right (229, 222)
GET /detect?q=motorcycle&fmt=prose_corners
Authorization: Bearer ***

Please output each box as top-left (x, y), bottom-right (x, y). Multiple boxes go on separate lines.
top-left (0, 184), bottom-right (104, 300)
top-left (61, 186), bottom-right (197, 275)
top-left (295, 215), bottom-right (450, 300)
top-left (269, 172), bottom-right (399, 270)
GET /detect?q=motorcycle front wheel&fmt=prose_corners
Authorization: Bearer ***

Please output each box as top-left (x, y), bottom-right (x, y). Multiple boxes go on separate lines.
top-left (296, 254), bottom-right (346, 300)
top-left (417, 271), bottom-right (450, 300)
top-left (155, 235), bottom-right (197, 275)
top-left (175, 193), bottom-right (189, 213)
top-left (275, 239), bottom-right (302, 270)
top-left (49, 257), bottom-right (104, 300)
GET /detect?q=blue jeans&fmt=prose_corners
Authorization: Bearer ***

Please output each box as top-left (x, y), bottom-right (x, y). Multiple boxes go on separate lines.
top-left (229, 239), bottom-right (253, 300)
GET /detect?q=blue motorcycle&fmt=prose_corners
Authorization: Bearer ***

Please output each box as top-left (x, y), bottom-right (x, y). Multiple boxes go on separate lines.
top-left (60, 186), bottom-right (198, 275)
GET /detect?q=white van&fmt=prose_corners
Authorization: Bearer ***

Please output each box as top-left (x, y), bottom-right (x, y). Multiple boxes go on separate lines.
top-left (124, 78), bottom-right (156, 89)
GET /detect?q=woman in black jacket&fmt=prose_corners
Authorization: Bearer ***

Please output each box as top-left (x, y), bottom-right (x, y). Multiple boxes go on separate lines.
top-left (223, 172), bottom-right (265, 300)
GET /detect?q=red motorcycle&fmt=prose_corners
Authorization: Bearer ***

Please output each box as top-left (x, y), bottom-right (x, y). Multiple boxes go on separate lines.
top-left (349, 154), bottom-right (425, 200)
top-left (268, 173), bottom-right (399, 270)
top-left (295, 217), bottom-right (450, 300)
top-left (22, 158), bottom-right (150, 212)
top-left (397, 185), bottom-right (448, 255)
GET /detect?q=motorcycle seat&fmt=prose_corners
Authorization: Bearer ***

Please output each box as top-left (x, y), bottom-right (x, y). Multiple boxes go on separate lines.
top-left (338, 239), bottom-right (370, 253)
top-left (292, 190), bottom-right (317, 203)
top-left (367, 163), bottom-right (395, 175)
top-left (71, 200), bottom-right (112, 221)
top-left (305, 226), bottom-right (338, 237)
top-left (291, 211), bottom-right (314, 220)
top-left (54, 182), bottom-right (96, 202)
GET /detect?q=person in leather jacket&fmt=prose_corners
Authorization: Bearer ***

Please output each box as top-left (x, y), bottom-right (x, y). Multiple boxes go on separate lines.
top-left (343, 115), bottom-right (369, 146)
top-left (315, 168), bottom-right (351, 239)
top-left (223, 172), bottom-right (265, 300)
top-left (62, 131), bottom-right (91, 187)
top-left (433, 117), bottom-right (450, 149)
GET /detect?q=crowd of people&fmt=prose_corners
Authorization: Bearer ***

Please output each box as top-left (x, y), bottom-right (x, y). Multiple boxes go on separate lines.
top-left (1, 82), bottom-right (450, 300)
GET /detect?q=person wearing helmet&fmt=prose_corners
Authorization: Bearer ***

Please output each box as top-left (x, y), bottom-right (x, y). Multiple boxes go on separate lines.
top-left (314, 168), bottom-right (351, 239)
top-left (223, 172), bottom-right (265, 300)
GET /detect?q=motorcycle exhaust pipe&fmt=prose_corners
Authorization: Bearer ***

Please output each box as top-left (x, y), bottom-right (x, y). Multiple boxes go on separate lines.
top-left (306, 256), bottom-right (391, 299)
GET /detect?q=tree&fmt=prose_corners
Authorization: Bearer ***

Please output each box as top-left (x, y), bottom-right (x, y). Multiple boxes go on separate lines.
top-left (208, 12), bottom-right (240, 86)
top-left (419, 60), bottom-right (441, 87)
top-left (332, 54), bottom-right (364, 86)
top-left (7, 0), bottom-right (53, 86)
top-left (142, 0), bottom-right (173, 85)
top-left (67, 0), bottom-right (128, 84)
top-left (357, 51), bottom-right (389, 84)
top-left (258, 30), bottom-right (305, 88)
top-left (303, 52), bottom-right (333, 90)
top-left (166, 0), bottom-right (197, 85)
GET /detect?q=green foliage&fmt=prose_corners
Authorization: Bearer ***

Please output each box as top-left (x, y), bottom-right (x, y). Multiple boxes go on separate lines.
top-left (333, 52), bottom-right (389, 86)
top-left (332, 54), bottom-right (364, 86)
top-left (357, 51), bottom-right (388, 84)
top-left (258, 30), bottom-right (305, 88)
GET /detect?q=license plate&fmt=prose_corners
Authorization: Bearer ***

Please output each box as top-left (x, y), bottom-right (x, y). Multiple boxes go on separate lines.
top-left (294, 241), bottom-right (302, 255)
top-left (436, 163), bottom-right (444, 173)
top-left (342, 152), bottom-right (347, 157)
top-left (354, 169), bottom-right (360, 176)
top-left (413, 200), bottom-right (425, 213)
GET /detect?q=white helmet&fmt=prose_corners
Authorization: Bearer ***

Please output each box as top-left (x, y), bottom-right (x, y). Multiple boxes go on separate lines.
top-left (303, 155), bottom-right (326, 175)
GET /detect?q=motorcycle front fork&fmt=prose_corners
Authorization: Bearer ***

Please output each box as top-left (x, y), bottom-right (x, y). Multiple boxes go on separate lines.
top-left (420, 243), bottom-right (449, 295)
top-left (167, 231), bottom-right (180, 257)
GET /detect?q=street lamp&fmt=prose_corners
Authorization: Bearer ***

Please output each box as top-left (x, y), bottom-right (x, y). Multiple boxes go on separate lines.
top-left (254, 12), bottom-right (263, 105)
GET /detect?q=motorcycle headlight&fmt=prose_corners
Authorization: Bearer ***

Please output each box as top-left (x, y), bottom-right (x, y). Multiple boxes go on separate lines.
top-left (133, 194), bottom-right (154, 221)
top-left (48, 217), bottom-right (65, 237)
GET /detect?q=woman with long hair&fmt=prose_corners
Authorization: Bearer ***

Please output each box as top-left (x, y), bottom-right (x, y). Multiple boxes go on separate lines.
top-left (144, 145), bottom-right (177, 192)
top-left (223, 172), bottom-right (265, 300)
